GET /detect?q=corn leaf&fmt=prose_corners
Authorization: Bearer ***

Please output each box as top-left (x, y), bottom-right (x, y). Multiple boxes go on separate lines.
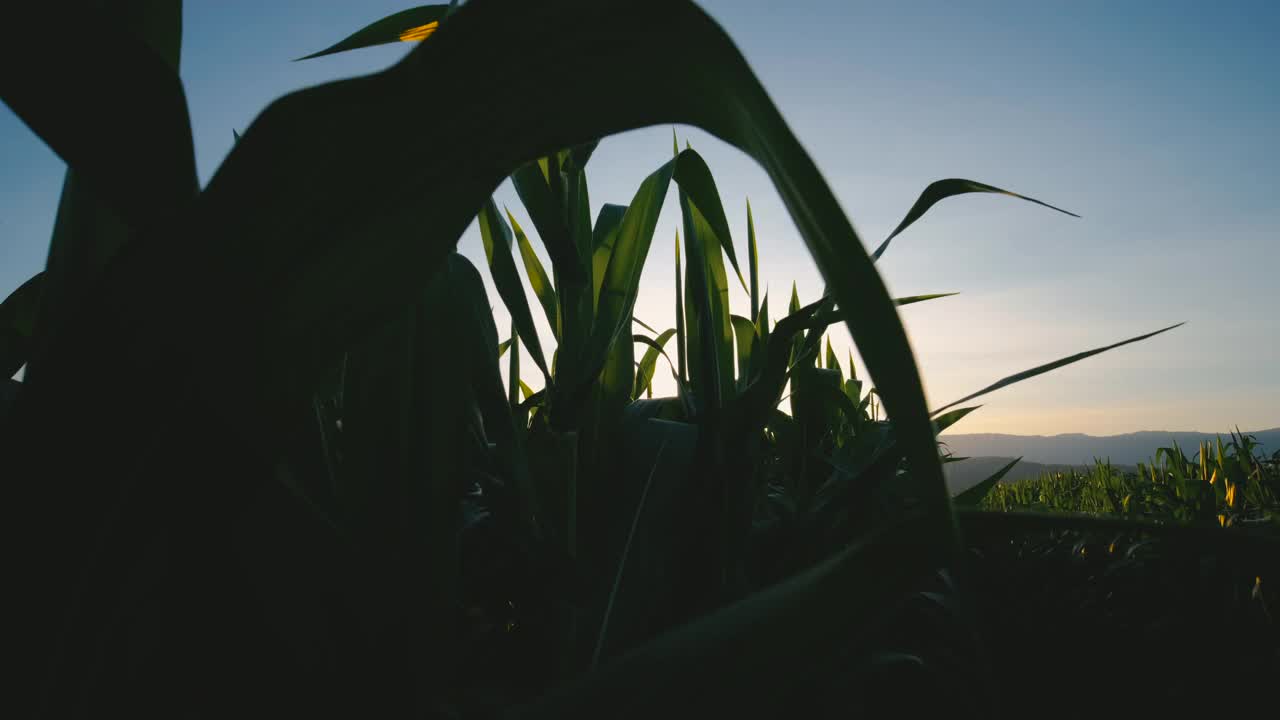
top-left (681, 195), bottom-right (734, 411)
top-left (674, 232), bottom-right (688, 391)
top-left (295, 5), bottom-right (451, 60)
top-left (932, 323), bottom-right (1185, 416)
top-left (746, 198), bottom-right (760, 323)
top-left (0, 272), bottom-right (43, 379)
top-left (512, 161), bottom-right (586, 288)
top-left (507, 209), bottom-right (561, 341)
top-left (730, 314), bottom-right (756, 391)
top-left (478, 198), bottom-right (552, 383)
top-left (673, 150), bottom-right (748, 294)
top-left (634, 329), bottom-right (678, 399)
top-left (872, 178), bottom-right (1079, 261)
top-left (515, 510), bottom-right (935, 719)
top-left (0, 3), bottom-right (195, 231)
top-left (952, 456), bottom-right (1022, 506)
top-left (591, 204), bottom-right (629, 311)
top-left (570, 157), bottom-right (679, 418)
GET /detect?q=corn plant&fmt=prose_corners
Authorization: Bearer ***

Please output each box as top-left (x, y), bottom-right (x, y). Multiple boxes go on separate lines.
top-left (0, 1), bottom-right (1214, 717)
top-left (982, 431), bottom-right (1280, 526)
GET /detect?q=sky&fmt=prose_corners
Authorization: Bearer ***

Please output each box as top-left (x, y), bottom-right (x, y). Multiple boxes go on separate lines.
top-left (2, 0), bottom-right (1278, 435)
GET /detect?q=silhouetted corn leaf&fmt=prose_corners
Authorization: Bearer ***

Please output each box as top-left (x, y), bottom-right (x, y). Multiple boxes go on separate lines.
top-left (0, 3), bottom-right (195, 231)
top-left (681, 195), bottom-right (731, 416)
top-left (746, 198), bottom-right (760, 323)
top-left (673, 150), bottom-right (748, 294)
top-left (634, 329), bottom-right (677, 398)
top-left (573, 157), bottom-right (679, 416)
top-left (515, 510), bottom-right (935, 719)
top-left (512, 161), bottom-right (586, 289)
top-left (872, 179), bottom-right (1079, 261)
top-left (507, 209), bottom-right (561, 340)
top-left (674, 231), bottom-right (688, 390)
top-left (592, 434), bottom-right (667, 668)
top-left (952, 456), bottom-right (1021, 506)
top-left (932, 405), bottom-right (981, 434)
top-left (894, 292), bottom-right (958, 306)
top-left (479, 198), bottom-right (552, 382)
top-left (632, 316), bottom-right (660, 334)
top-left (0, 272), bottom-right (43, 379)
top-left (295, 5), bottom-right (451, 60)
top-left (9, 0), bottom-right (956, 705)
top-left (756, 292), bottom-right (770, 343)
top-left (591, 204), bottom-right (629, 310)
top-left (932, 323), bottom-right (1185, 416)
top-left (508, 322), bottom-right (521, 407)
top-left (730, 314), bottom-right (756, 390)
top-left (10, 3), bottom-right (192, 390)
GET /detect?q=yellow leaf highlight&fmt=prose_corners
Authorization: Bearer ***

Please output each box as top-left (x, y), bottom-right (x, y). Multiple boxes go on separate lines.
top-left (398, 21), bottom-right (439, 42)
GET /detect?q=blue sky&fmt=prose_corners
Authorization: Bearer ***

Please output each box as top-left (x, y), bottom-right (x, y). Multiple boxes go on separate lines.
top-left (3, 0), bottom-right (1277, 434)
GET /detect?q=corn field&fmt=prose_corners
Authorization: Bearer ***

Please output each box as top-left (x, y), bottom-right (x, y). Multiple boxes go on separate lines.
top-left (1, 2), bottom-right (1275, 718)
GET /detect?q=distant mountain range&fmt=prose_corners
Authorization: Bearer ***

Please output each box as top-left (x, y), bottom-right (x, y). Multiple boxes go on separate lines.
top-left (939, 428), bottom-right (1280, 466)
top-left (939, 427), bottom-right (1280, 494)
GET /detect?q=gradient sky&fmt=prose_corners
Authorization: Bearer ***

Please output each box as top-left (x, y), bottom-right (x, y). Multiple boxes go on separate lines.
top-left (3, 0), bottom-right (1277, 435)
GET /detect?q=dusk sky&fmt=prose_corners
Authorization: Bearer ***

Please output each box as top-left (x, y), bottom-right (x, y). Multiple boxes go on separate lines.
top-left (3, 0), bottom-right (1277, 435)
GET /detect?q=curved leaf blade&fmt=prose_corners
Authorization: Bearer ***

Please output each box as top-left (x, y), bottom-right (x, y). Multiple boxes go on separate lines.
top-left (952, 456), bottom-right (1021, 506)
top-left (634, 329), bottom-right (677, 399)
top-left (295, 6), bottom-right (451, 60)
top-left (932, 323), bottom-right (1185, 417)
top-left (673, 150), bottom-right (748, 294)
top-left (872, 179), bottom-right (1080, 261)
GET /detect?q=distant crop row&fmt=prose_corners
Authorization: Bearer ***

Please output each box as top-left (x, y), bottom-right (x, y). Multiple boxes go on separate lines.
top-left (983, 432), bottom-right (1280, 526)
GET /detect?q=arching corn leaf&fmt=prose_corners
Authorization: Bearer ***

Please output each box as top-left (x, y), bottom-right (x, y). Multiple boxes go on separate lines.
top-left (674, 150), bottom-right (748, 294)
top-left (634, 329), bottom-right (677, 399)
top-left (952, 456), bottom-right (1022, 506)
top-left (295, 5), bottom-right (451, 61)
top-left (872, 179), bottom-right (1079, 261)
top-left (932, 323), bottom-right (1184, 416)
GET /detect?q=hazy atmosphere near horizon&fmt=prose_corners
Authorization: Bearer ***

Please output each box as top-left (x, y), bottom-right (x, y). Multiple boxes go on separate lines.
top-left (3, 0), bottom-right (1277, 435)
